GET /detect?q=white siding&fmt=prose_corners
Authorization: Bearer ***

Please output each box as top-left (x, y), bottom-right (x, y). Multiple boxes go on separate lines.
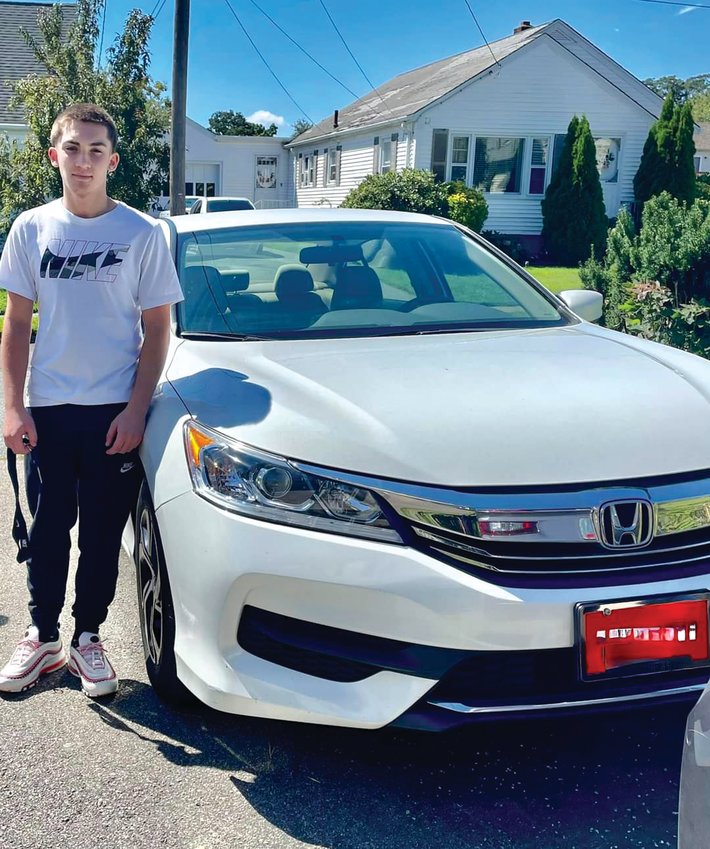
top-left (413, 35), bottom-right (655, 234)
top-left (293, 123), bottom-right (404, 208)
top-left (155, 120), bottom-right (291, 211)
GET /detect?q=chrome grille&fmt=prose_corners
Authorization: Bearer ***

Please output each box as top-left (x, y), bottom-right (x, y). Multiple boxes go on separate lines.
top-left (292, 460), bottom-right (710, 578)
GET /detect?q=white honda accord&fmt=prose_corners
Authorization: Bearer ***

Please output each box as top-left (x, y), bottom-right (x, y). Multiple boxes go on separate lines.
top-left (125, 208), bottom-right (710, 730)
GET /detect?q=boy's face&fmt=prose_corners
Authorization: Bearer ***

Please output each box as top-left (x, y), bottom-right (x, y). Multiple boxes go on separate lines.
top-left (48, 119), bottom-right (119, 197)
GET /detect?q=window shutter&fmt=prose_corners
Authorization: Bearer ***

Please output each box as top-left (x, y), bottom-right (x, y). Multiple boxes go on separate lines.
top-left (391, 133), bottom-right (399, 172)
top-left (373, 136), bottom-right (380, 173)
top-left (336, 145), bottom-right (342, 186)
top-left (431, 129), bottom-right (448, 182)
top-left (323, 148), bottom-right (328, 186)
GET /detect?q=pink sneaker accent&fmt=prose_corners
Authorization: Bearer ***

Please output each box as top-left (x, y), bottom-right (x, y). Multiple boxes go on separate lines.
top-left (67, 633), bottom-right (118, 698)
top-left (0, 627), bottom-right (66, 693)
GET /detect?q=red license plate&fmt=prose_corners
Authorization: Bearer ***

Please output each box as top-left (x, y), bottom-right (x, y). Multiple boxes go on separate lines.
top-left (577, 594), bottom-right (710, 680)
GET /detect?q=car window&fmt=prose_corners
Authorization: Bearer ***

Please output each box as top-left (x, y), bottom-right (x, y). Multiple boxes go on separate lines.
top-left (191, 199), bottom-right (202, 213)
top-left (176, 221), bottom-right (567, 339)
top-left (206, 199), bottom-right (254, 212)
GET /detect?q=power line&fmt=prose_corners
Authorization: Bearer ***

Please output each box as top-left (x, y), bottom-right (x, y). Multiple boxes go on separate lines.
top-left (97, 0), bottom-right (108, 70)
top-left (318, 0), bottom-right (396, 118)
top-left (462, 1), bottom-right (501, 68)
top-left (222, 0), bottom-right (313, 123)
top-left (636, 0), bottom-right (710, 7)
top-left (245, 0), bottom-right (365, 105)
top-left (149, 0), bottom-right (168, 19)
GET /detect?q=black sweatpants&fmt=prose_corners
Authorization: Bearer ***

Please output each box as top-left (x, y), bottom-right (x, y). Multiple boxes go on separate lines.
top-left (25, 404), bottom-right (142, 642)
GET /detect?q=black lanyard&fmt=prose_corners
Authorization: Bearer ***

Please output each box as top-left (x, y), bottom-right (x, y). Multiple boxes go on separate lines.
top-left (6, 449), bottom-right (30, 563)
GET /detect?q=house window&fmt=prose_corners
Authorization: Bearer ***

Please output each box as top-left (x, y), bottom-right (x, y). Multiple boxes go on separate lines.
top-left (595, 138), bottom-right (620, 183)
top-left (473, 137), bottom-right (524, 193)
top-left (450, 136), bottom-right (470, 183)
top-left (194, 182), bottom-right (216, 197)
top-left (256, 156), bottom-right (278, 189)
top-left (431, 129), bottom-right (449, 182)
top-left (528, 137), bottom-right (549, 195)
top-left (324, 146), bottom-right (341, 186)
top-left (185, 182), bottom-right (194, 195)
top-left (374, 134), bottom-right (398, 174)
top-left (299, 152), bottom-right (316, 187)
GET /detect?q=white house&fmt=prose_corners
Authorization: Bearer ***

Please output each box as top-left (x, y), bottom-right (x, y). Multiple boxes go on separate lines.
top-left (287, 19), bottom-right (666, 250)
top-left (153, 118), bottom-right (292, 213)
top-left (696, 123), bottom-right (710, 174)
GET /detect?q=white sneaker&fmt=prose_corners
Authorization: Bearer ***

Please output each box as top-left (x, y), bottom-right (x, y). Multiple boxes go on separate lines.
top-left (0, 626), bottom-right (66, 693)
top-left (67, 632), bottom-right (118, 698)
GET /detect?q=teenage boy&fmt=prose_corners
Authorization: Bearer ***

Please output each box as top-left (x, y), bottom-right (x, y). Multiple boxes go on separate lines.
top-left (0, 103), bottom-right (183, 697)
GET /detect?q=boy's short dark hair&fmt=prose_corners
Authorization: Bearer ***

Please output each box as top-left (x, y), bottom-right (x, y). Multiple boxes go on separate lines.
top-left (50, 103), bottom-right (119, 150)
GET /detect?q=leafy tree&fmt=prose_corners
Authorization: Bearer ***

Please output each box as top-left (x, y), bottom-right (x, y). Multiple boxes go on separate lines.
top-left (692, 92), bottom-right (710, 122)
top-left (644, 74), bottom-right (710, 104)
top-left (290, 118), bottom-right (313, 140)
top-left (208, 110), bottom-right (277, 136)
top-left (634, 95), bottom-right (696, 206)
top-left (541, 115), bottom-right (607, 265)
top-left (0, 0), bottom-right (170, 235)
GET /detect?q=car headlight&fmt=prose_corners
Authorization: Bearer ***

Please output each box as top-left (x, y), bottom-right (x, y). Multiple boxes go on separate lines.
top-left (184, 420), bottom-right (402, 543)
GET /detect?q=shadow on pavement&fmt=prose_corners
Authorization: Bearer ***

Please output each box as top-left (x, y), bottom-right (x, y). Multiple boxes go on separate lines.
top-left (88, 678), bottom-right (690, 849)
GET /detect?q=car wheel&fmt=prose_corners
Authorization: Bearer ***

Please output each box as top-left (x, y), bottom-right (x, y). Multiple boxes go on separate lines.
top-left (134, 482), bottom-right (194, 706)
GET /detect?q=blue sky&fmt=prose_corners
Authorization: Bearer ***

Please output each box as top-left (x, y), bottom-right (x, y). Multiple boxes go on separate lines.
top-left (50, 0), bottom-right (710, 133)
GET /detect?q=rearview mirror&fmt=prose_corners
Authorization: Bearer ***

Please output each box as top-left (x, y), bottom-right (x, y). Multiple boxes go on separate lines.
top-left (559, 290), bottom-right (603, 322)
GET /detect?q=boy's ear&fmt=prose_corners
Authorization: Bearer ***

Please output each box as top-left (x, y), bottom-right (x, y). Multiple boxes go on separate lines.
top-left (48, 147), bottom-right (59, 168)
top-left (108, 151), bottom-right (119, 173)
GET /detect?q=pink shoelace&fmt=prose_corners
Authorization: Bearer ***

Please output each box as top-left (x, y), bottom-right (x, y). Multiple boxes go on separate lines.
top-left (9, 638), bottom-right (42, 667)
top-left (76, 640), bottom-right (109, 671)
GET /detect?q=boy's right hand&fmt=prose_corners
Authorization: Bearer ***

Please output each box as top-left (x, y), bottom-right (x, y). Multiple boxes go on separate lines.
top-left (3, 407), bottom-right (37, 454)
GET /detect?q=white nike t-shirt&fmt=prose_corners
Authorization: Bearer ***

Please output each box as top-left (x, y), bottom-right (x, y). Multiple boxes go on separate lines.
top-left (0, 199), bottom-right (183, 406)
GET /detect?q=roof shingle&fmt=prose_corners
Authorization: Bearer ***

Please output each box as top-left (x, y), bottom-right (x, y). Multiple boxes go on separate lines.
top-left (0, 1), bottom-right (77, 124)
top-left (289, 23), bottom-right (549, 145)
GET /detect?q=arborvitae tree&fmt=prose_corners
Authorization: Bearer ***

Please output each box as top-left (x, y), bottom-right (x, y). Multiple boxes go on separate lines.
top-left (673, 102), bottom-right (697, 205)
top-left (542, 115), bottom-right (607, 265)
top-left (634, 95), bottom-right (674, 205)
top-left (634, 94), bottom-right (696, 206)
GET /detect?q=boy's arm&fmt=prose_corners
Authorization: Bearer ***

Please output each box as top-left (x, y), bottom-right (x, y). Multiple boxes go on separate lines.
top-left (1, 292), bottom-right (37, 454)
top-left (105, 304), bottom-right (172, 455)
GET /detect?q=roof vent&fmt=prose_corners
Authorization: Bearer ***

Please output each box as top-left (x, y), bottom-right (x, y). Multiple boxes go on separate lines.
top-left (333, 109), bottom-right (339, 129)
top-left (514, 21), bottom-right (533, 33)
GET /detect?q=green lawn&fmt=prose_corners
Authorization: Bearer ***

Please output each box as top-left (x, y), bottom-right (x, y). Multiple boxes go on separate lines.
top-left (525, 266), bottom-right (583, 293)
top-left (0, 289), bottom-right (6, 315)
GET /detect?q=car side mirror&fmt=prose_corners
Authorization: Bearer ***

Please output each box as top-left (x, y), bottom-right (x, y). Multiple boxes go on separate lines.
top-left (559, 290), bottom-right (603, 323)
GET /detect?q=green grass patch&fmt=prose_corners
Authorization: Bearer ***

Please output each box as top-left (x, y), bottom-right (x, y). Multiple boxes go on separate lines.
top-left (0, 289), bottom-right (6, 315)
top-left (525, 266), bottom-right (582, 293)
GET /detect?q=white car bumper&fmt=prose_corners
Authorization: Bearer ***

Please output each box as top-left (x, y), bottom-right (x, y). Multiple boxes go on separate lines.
top-left (154, 491), bottom-right (709, 729)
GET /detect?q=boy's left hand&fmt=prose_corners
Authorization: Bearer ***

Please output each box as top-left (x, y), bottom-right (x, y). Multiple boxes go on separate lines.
top-left (106, 407), bottom-right (146, 454)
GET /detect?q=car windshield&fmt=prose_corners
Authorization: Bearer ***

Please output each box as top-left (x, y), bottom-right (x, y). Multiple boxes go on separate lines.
top-left (184, 197), bottom-right (198, 211)
top-left (176, 221), bottom-right (569, 339)
top-left (206, 199), bottom-right (254, 212)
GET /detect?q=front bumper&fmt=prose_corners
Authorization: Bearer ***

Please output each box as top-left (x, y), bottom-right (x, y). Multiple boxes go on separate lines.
top-left (155, 491), bottom-right (710, 729)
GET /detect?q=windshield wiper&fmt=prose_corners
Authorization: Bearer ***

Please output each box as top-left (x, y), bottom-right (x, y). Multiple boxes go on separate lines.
top-left (179, 330), bottom-right (272, 341)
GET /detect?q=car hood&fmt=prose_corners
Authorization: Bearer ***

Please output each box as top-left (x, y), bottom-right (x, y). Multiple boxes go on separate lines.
top-left (166, 324), bottom-right (710, 486)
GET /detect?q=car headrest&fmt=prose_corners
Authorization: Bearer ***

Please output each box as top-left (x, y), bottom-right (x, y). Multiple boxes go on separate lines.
top-left (331, 266), bottom-right (383, 311)
top-left (274, 264), bottom-right (315, 301)
top-left (180, 265), bottom-right (228, 312)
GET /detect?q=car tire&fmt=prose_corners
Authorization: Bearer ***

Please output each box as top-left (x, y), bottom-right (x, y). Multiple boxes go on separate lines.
top-left (134, 481), bottom-right (195, 707)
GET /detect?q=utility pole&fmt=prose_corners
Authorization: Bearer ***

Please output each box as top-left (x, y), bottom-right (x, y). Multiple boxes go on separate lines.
top-left (170, 0), bottom-right (190, 216)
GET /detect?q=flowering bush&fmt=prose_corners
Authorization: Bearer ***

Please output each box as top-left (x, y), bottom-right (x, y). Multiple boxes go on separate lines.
top-left (621, 280), bottom-right (710, 358)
